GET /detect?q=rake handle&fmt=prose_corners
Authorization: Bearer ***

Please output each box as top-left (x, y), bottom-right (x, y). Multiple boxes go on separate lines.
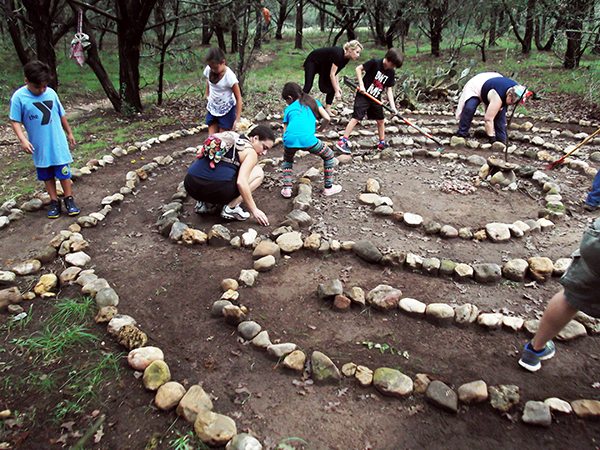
top-left (546, 126), bottom-right (600, 169)
top-left (344, 77), bottom-right (443, 146)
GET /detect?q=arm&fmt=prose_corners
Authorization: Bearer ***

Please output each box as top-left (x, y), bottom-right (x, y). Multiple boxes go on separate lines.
top-left (355, 65), bottom-right (365, 92)
top-left (330, 63), bottom-right (342, 100)
top-left (236, 149), bottom-right (269, 226)
top-left (10, 120), bottom-right (34, 154)
top-left (206, 81), bottom-right (210, 99)
top-left (232, 83), bottom-right (242, 131)
top-left (316, 106), bottom-right (330, 132)
top-left (282, 123), bottom-right (288, 134)
top-left (484, 90), bottom-right (503, 138)
top-left (60, 115), bottom-right (76, 146)
top-left (386, 87), bottom-right (397, 113)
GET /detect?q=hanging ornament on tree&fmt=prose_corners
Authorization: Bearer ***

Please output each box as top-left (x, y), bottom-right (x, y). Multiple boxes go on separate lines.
top-left (69, 10), bottom-right (91, 67)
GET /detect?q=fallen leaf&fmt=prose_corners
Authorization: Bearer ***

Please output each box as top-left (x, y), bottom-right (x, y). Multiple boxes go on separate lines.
top-left (94, 425), bottom-right (104, 443)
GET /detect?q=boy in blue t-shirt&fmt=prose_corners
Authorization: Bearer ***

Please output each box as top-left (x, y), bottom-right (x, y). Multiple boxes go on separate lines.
top-left (336, 48), bottom-right (403, 154)
top-left (9, 60), bottom-right (80, 218)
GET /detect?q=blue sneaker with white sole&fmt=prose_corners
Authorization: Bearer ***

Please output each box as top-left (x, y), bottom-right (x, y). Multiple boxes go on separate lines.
top-left (519, 340), bottom-right (556, 372)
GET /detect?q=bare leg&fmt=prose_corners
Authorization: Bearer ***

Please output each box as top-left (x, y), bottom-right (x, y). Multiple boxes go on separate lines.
top-left (342, 118), bottom-right (359, 139)
top-left (228, 166), bottom-right (264, 207)
top-left (59, 178), bottom-right (73, 197)
top-left (208, 123), bottom-right (219, 135)
top-left (44, 178), bottom-right (58, 200)
top-left (531, 289), bottom-right (578, 351)
top-left (325, 104), bottom-right (333, 116)
top-left (377, 119), bottom-right (385, 141)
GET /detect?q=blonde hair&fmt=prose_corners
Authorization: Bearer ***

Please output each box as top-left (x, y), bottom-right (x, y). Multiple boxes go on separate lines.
top-left (343, 40), bottom-right (363, 52)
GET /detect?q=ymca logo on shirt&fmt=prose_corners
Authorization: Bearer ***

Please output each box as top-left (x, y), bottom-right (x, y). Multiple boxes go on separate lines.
top-left (366, 71), bottom-right (389, 99)
top-left (32, 101), bottom-right (54, 125)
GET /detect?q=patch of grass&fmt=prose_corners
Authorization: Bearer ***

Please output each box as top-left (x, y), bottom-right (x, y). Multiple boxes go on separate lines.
top-left (167, 430), bottom-right (209, 450)
top-left (2, 296), bottom-right (122, 425)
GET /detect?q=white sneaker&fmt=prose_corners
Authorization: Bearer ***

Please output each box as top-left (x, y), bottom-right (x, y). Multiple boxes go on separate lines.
top-left (221, 204), bottom-right (250, 221)
top-left (323, 184), bottom-right (342, 196)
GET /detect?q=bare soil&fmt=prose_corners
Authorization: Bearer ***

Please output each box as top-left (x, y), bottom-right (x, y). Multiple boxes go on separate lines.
top-left (2, 100), bottom-right (600, 450)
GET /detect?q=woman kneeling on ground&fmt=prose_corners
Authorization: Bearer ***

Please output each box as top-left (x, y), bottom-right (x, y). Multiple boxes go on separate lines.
top-left (184, 125), bottom-right (275, 226)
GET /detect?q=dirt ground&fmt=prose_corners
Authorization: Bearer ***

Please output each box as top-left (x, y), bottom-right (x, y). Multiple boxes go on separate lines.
top-left (2, 101), bottom-right (600, 450)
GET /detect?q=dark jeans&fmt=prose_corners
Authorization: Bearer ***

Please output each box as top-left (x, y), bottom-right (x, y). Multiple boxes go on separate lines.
top-left (457, 97), bottom-right (508, 141)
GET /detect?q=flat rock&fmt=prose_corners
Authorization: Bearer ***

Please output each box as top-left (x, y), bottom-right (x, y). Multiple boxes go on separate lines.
top-left (373, 368), bottom-right (413, 397)
top-left (426, 380), bottom-right (458, 413)
top-left (458, 380), bottom-right (488, 403)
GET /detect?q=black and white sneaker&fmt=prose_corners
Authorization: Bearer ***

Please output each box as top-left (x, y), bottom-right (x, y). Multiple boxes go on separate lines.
top-left (221, 204), bottom-right (250, 221)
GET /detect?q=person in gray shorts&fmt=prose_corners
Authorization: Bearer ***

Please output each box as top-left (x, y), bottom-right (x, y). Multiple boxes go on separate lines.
top-left (519, 218), bottom-right (600, 372)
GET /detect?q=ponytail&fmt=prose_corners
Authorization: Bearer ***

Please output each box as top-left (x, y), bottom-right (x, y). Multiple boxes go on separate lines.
top-left (282, 82), bottom-right (321, 119)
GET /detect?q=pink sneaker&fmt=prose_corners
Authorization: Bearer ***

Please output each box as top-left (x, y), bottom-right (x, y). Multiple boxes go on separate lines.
top-left (323, 184), bottom-right (342, 196)
top-left (281, 187), bottom-right (292, 198)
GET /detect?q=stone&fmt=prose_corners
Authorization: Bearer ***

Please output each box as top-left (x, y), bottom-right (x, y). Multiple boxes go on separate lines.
top-left (221, 279), bottom-right (238, 291)
top-left (472, 264), bottom-right (502, 283)
top-left (503, 316), bottom-right (524, 331)
top-left (317, 280), bottom-right (343, 299)
top-left (503, 259), bottom-right (529, 281)
top-left (226, 433), bottom-right (263, 450)
top-left (238, 321), bottom-right (261, 340)
top-left (544, 397), bottom-right (572, 414)
top-left (553, 258), bottom-right (572, 277)
top-left (522, 401), bottom-right (552, 427)
top-left (454, 264), bottom-right (474, 280)
top-left (95, 288), bottom-right (119, 308)
top-left (211, 300), bottom-right (232, 317)
top-left (282, 350), bottom-right (306, 371)
top-left (439, 260), bottom-right (457, 276)
top-left (405, 253), bottom-right (423, 270)
top-left (82, 278), bottom-right (111, 296)
top-left (478, 313), bottom-right (503, 328)
top-left (182, 228), bottom-right (208, 245)
top-left (458, 380), bottom-right (488, 403)
top-left (439, 225), bottom-right (458, 238)
top-left (128, 346), bottom-right (164, 371)
top-left (422, 258), bottom-right (441, 275)
top-left (12, 259), bottom-right (42, 275)
top-left (365, 178), bottom-right (380, 193)
top-left (426, 303), bottom-right (455, 321)
top-left (571, 400), bottom-right (600, 419)
top-left (254, 255), bottom-right (275, 272)
top-left (143, 360), bottom-right (171, 390)
top-left (177, 385), bottom-right (214, 423)
top-left (366, 284), bottom-right (402, 310)
top-left (527, 257), bottom-right (554, 282)
top-left (373, 368), bottom-right (413, 397)
top-left (403, 213), bottom-right (423, 227)
top-left (342, 363), bottom-right (357, 377)
top-left (0, 287), bottom-right (22, 309)
top-left (352, 240), bottom-right (383, 263)
top-left (252, 241), bottom-right (280, 260)
top-left (155, 382), bottom-right (186, 411)
top-left (574, 312), bottom-right (600, 334)
top-left (359, 193), bottom-right (380, 204)
top-left (311, 351), bottom-right (341, 384)
top-left (223, 305), bottom-right (246, 325)
top-left (454, 304), bottom-right (479, 324)
top-left (286, 210), bottom-right (312, 227)
top-left (424, 221), bottom-right (442, 235)
top-left (239, 269), bottom-right (259, 287)
top-left (556, 320), bottom-right (587, 341)
top-left (414, 373), bottom-right (432, 394)
top-left (276, 232), bottom-right (303, 252)
top-left (426, 380), bottom-right (458, 413)
top-left (399, 298), bottom-right (426, 315)
top-left (208, 224), bottom-right (231, 246)
top-left (251, 331), bottom-right (272, 348)
top-left (194, 410), bottom-right (236, 447)
top-left (355, 365), bottom-right (373, 386)
top-left (34, 274), bottom-right (58, 295)
top-left (118, 325), bottom-right (148, 350)
top-left (65, 251), bottom-right (91, 267)
top-left (333, 295), bottom-right (351, 310)
top-left (0, 271), bottom-right (16, 286)
top-left (346, 286), bottom-right (366, 306)
top-left (267, 343), bottom-right (297, 358)
top-left (107, 314), bottom-right (136, 336)
top-left (489, 385), bottom-right (520, 412)
top-left (95, 306), bottom-right (117, 323)
top-left (485, 223), bottom-right (511, 242)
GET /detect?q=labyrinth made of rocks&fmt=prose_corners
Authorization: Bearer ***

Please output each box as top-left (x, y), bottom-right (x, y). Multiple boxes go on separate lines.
top-left (2, 108), bottom-right (600, 448)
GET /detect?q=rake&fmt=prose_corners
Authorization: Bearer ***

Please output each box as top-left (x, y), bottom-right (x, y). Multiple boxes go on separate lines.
top-left (343, 76), bottom-right (443, 150)
top-left (546, 126), bottom-right (600, 170)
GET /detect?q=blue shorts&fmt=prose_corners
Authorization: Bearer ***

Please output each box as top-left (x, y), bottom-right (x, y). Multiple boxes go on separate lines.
top-left (205, 106), bottom-right (236, 130)
top-left (37, 164), bottom-right (71, 181)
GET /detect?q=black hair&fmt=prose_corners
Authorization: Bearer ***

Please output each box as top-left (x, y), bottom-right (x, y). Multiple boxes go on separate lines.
top-left (206, 46), bottom-right (226, 64)
top-left (248, 124), bottom-right (275, 142)
top-left (384, 48), bottom-right (403, 69)
top-left (23, 60), bottom-right (51, 85)
top-left (281, 82), bottom-right (321, 119)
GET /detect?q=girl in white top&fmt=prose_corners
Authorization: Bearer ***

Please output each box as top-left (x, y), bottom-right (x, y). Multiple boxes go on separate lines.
top-left (204, 47), bottom-right (243, 134)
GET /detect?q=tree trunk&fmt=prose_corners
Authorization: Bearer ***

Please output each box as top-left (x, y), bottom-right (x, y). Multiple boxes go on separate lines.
top-left (253, 6), bottom-right (262, 49)
top-left (1, 0), bottom-right (32, 65)
top-left (202, 20), bottom-right (213, 45)
top-left (21, 0), bottom-right (59, 89)
top-left (294, 0), bottom-right (302, 49)
top-left (372, 2), bottom-right (386, 46)
top-left (275, 0), bottom-right (288, 40)
top-left (488, 7), bottom-right (497, 47)
top-left (521, 0), bottom-right (535, 53)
